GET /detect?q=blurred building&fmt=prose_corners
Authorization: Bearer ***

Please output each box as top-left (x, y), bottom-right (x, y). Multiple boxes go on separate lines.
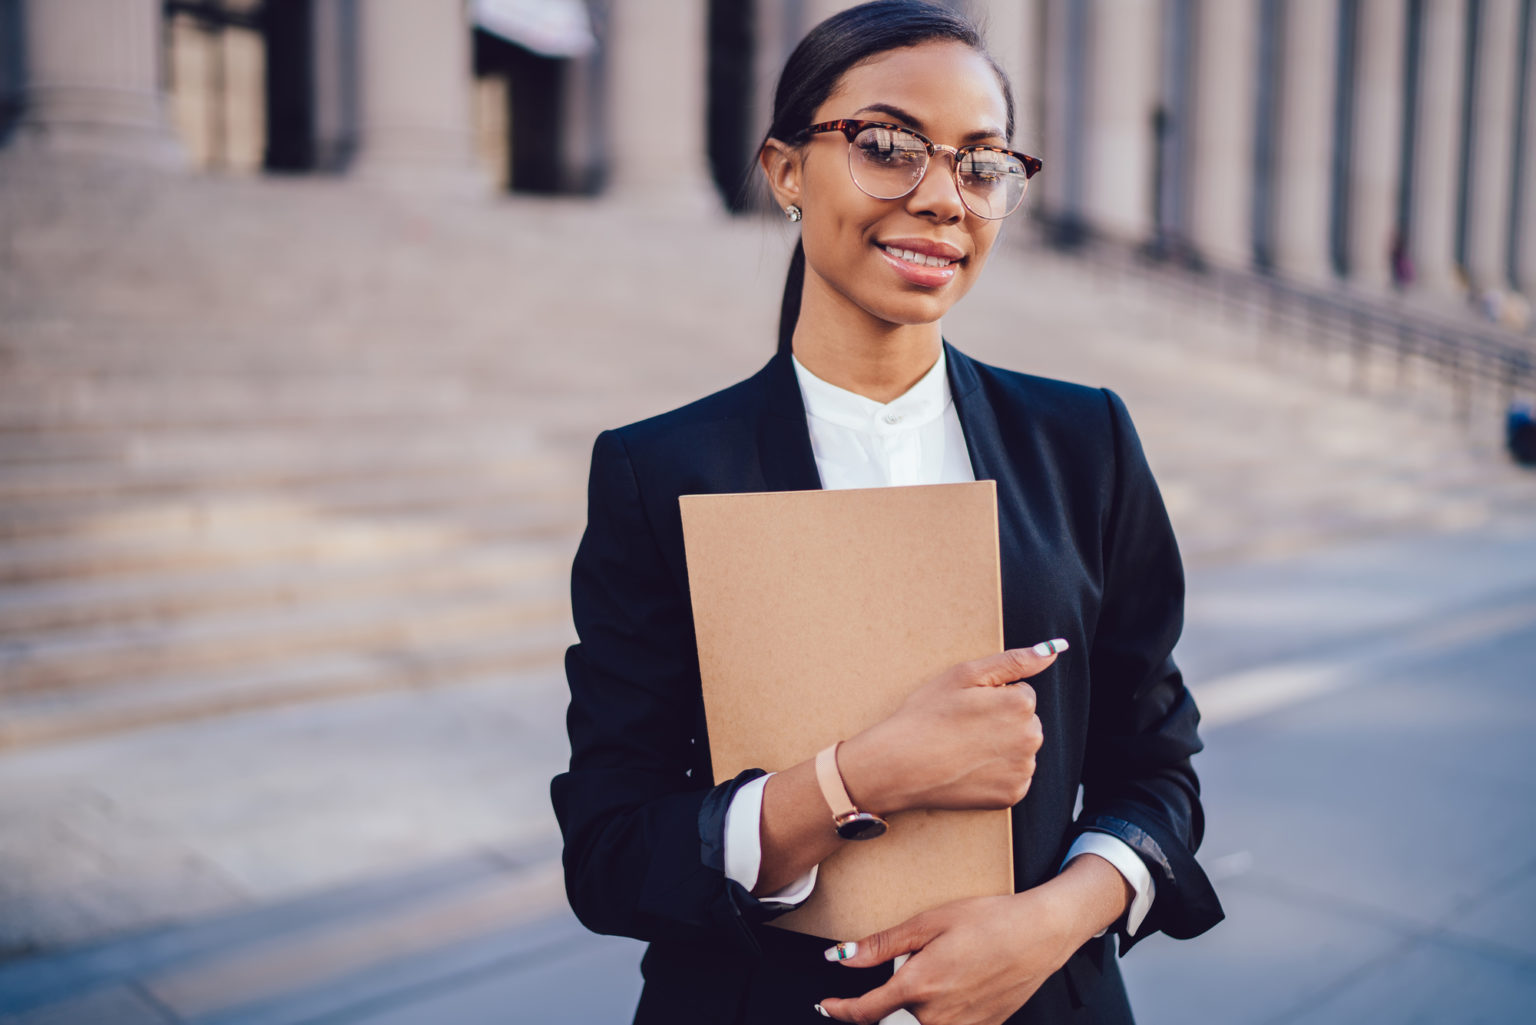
top-left (1, 0), bottom-right (1533, 309)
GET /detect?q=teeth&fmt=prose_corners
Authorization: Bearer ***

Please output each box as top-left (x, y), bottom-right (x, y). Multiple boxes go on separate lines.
top-left (883, 245), bottom-right (953, 268)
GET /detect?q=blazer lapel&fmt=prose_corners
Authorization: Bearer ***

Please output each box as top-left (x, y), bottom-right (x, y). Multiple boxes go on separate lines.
top-left (946, 341), bottom-right (1038, 651)
top-left (755, 348), bottom-right (824, 493)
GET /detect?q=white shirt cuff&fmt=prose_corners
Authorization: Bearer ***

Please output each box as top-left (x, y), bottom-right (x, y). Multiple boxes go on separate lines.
top-left (1062, 831), bottom-right (1155, 937)
top-left (723, 773), bottom-right (819, 906)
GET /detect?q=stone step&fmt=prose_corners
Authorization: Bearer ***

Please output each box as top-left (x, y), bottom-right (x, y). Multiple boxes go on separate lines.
top-left (0, 464), bottom-right (584, 542)
top-left (0, 438), bottom-right (573, 502)
top-left (0, 377), bottom-right (631, 431)
top-left (0, 384), bottom-right (526, 433)
top-left (0, 576), bottom-right (569, 694)
top-left (0, 543), bottom-right (569, 636)
top-left (0, 498), bottom-right (582, 584)
top-left (0, 624), bottom-right (574, 750)
top-left (0, 419), bottom-right (553, 464)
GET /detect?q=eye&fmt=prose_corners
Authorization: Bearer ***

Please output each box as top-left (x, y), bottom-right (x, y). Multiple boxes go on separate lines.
top-left (854, 127), bottom-right (926, 165)
top-left (958, 150), bottom-right (1026, 187)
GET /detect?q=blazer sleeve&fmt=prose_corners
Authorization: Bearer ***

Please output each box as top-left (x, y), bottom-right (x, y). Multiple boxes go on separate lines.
top-left (550, 429), bottom-right (786, 951)
top-left (1076, 389), bottom-right (1224, 952)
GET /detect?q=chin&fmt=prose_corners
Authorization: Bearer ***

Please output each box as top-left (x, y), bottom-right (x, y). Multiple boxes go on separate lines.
top-left (867, 289), bottom-right (963, 328)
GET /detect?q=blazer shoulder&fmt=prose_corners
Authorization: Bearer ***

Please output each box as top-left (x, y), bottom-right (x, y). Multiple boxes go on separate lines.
top-left (605, 361), bottom-right (772, 454)
top-left (960, 351), bottom-right (1125, 438)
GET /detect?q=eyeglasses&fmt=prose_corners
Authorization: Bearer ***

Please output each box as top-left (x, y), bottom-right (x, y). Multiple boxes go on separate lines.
top-left (794, 119), bottom-right (1042, 220)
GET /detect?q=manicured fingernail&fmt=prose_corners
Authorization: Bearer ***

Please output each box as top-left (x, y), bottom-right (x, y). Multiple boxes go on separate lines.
top-left (823, 940), bottom-right (857, 961)
top-left (1032, 638), bottom-right (1069, 657)
top-left (815, 1003), bottom-right (831, 1017)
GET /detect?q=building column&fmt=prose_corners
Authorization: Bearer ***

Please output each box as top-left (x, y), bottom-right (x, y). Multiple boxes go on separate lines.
top-left (1408, 0), bottom-right (1468, 295)
top-left (5, 0), bottom-right (181, 164)
top-left (1462, 0), bottom-right (1522, 292)
top-left (604, 0), bottom-right (713, 209)
top-left (1185, 0), bottom-right (1259, 268)
top-left (1270, 0), bottom-right (1339, 281)
top-left (1344, 0), bottom-right (1406, 288)
top-left (965, 0), bottom-right (1039, 147)
top-left (1515, 3), bottom-right (1536, 298)
top-left (1035, 0), bottom-right (1083, 226)
top-left (349, 0), bottom-right (482, 192)
top-left (800, 1), bottom-right (858, 32)
top-left (311, 0), bottom-right (359, 172)
top-left (1081, 0), bottom-right (1160, 242)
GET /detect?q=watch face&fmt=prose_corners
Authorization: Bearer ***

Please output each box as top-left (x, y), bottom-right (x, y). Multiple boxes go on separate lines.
top-left (836, 813), bottom-right (888, 841)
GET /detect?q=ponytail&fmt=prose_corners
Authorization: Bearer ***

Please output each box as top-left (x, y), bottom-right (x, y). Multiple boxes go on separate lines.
top-left (777, 239), bottom-right (805, 354)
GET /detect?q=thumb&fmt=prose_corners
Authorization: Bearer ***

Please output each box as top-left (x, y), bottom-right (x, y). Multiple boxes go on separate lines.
top-left (816, 976), bottom-right (909, 1024)
top-left (965, 638), bottom-right (1069, 688)
top-left (823, 915), bottom-right (933, 969)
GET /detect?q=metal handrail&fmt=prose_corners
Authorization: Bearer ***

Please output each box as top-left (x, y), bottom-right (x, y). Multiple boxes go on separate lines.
top-left (1027, 224), bottom-right (1536, 418)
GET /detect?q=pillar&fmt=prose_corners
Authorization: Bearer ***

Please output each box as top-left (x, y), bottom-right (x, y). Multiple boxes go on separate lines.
top-left (310, 0), bottom-right (359, 172)
top-left (1185, 0), bottom-right (1259, 268)
top-left (1345, 0), bottom-right (1406, 287)
top-left (349, 0), bottom-right (482, 192)
top-left (1462, 0), bottom-right (1522, 292)
top-left (1035, 0), bottom-right (1082, 225)
top-left (800, 1), bottom-right (859, 31)
top-left (604, 0), bottom-right (713, 208)
top-left (5, 0), bottom-right (181, 164)
top-left (1270, 0), bottom-right (1339, 281)
top-left (1408, 0), bottom-right (1468, 294)
top-left (1081, 0), bottom-right (1160, 242)
top-left (1515, 3), bottom-right (1536, 297)
top-left (1015, 0), bottom-right (1044, 156)
top-left (965, 0), bottom-right (1039, 148)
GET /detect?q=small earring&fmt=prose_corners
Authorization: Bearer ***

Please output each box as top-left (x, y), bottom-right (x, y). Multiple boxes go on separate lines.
top-left (785, 204), bottom-right (802, 222)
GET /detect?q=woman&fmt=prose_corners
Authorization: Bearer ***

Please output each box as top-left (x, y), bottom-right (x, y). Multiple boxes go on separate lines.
top-left (552, 3), bottom-right (1223, 1022)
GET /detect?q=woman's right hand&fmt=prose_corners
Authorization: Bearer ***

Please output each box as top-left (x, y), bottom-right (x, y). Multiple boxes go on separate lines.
top-left (837, 643), bottom-right (1062, 816)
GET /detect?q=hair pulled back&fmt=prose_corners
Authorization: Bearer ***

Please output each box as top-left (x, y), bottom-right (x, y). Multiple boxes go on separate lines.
top-left (766, 0), bottom-right (1016, 353)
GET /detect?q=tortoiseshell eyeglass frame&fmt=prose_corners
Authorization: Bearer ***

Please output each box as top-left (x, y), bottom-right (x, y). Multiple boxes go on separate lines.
top-left (793, 118), bottom-right (1043, 187)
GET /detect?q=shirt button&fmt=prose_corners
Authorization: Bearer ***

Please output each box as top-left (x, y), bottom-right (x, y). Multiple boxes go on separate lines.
top-left (882, 412), bottom-right (903, 425)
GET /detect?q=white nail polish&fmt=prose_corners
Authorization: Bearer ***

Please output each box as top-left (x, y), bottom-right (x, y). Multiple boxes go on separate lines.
top-left (1032, 642), bottom-right (1052, 657)
top-left (1033, 638), bottom-right (1069, 656)
top-left (815, 1003), bottom-right (831, 1017)
top-left (823, 940), bottom-right (857, 961)
top-left (1049, 637), bottom-right (1069, 654)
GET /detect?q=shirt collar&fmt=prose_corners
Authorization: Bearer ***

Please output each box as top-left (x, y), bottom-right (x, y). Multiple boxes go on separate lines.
top-left (791, 348), bottom-right (953, 433)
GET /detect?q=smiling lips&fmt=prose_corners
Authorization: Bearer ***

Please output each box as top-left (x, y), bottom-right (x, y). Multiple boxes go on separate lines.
top-left (876, 238), bottom-right (964, 287)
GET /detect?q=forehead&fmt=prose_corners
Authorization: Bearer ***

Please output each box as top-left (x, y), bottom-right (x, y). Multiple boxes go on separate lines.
top-left (816, 40), bottom-right (1008, 139)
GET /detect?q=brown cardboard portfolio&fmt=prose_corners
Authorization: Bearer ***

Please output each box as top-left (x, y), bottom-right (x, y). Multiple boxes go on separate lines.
top-left (679, 481), bottom-right (1013, 941)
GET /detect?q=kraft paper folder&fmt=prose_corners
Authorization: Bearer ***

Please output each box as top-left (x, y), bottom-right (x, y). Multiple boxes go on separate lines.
top-left (679, 481), bottom-right (1012, 941)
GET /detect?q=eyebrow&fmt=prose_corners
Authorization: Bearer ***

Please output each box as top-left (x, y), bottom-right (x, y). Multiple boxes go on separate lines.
top-left (852, 103), bottom-right (1006, 145)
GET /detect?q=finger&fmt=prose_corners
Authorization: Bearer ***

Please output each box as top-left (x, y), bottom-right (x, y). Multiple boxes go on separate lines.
top-left (816, 977), bottom-right (911, 1024)
top-left (823, 915), bottom-right (932, 968)
top-left (965, 639), bottom-right (1069, 688)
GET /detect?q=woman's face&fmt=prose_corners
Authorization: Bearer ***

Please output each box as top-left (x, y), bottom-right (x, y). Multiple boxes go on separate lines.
top-left (766, 40), bottom-right (1012, 330)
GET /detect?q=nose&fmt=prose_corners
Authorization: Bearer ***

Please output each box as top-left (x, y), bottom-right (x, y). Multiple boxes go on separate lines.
top-left (904, 145), bottom-right (966, 223)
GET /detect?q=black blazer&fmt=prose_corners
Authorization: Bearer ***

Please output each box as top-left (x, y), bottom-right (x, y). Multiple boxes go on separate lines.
top-left (551, 344), bottom-right (1223, 1024)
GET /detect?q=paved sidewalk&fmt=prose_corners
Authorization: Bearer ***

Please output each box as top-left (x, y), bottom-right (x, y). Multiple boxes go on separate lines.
top-left (3, 521), bottom-right (1533, 1024)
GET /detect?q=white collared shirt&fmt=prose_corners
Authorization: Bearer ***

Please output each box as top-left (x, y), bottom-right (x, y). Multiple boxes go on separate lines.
top-left (721, 349), bottom-right (1154, 936)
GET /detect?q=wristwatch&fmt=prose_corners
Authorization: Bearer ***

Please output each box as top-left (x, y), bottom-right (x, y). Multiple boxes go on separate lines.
top-left (815, 742), bottom-right (888, 840)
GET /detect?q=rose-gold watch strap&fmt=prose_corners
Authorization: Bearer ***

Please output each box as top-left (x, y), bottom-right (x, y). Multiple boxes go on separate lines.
top-left (815, 742), bottom-right (856, 821)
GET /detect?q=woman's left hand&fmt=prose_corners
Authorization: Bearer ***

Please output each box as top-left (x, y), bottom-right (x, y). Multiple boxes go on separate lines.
top-left (815, 856), bottom-right (1132, 1025)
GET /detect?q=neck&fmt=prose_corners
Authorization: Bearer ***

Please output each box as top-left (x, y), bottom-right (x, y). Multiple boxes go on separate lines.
top-left (789, 274), bottom-right (943, 404)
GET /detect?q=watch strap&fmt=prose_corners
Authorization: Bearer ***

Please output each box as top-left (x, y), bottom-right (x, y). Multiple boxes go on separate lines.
top-left (815, 742), bottom-right (857, 820)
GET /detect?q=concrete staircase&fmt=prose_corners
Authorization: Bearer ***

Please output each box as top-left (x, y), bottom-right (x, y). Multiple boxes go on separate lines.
top-left (1, 151), bottom-right (1532, 756)
top-left (0, 328), bottom-right (584, 746)
top-left (0, 160), bottom-right (635, 749)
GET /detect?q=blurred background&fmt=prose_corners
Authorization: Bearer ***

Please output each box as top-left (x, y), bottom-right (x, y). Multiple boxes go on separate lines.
top-left (0, 1), bottom-right (1534, 1023)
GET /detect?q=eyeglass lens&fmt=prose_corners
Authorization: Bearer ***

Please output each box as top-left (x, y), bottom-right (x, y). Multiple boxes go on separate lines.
top-left (849, 125), bottom-right (1029, 219)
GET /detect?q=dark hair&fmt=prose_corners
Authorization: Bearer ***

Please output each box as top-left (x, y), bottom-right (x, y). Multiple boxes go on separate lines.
top-left (765, 0), bottom-right (1016, 352)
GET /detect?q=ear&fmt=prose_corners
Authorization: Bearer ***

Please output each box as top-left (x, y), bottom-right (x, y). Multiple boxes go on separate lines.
top-left (759, 138), bottom-right (803, 213)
